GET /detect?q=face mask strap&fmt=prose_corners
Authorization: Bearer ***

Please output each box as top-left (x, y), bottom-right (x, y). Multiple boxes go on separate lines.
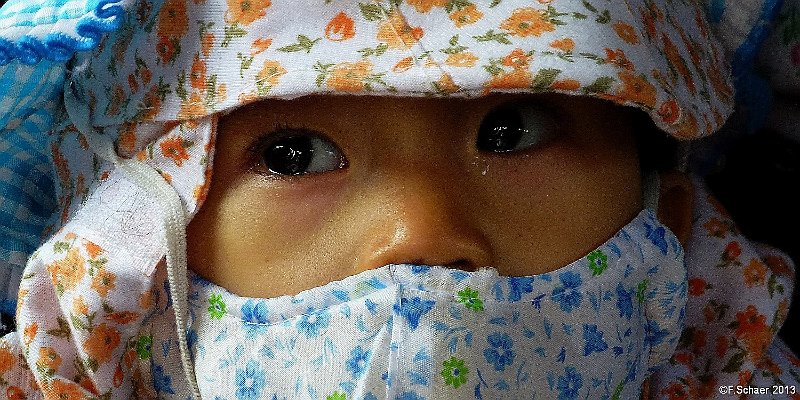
top-left (64, 84), bottom-right (203, 399)
top-left (642, 170), bottom-right (660, 211)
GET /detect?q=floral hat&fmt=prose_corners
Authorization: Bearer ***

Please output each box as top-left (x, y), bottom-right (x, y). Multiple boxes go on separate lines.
top-left (70, 0), bottom-right (734, 139)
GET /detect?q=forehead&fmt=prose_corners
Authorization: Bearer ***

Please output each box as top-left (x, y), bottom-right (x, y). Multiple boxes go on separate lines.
top-left (222, 93), bottom-right (634, 125)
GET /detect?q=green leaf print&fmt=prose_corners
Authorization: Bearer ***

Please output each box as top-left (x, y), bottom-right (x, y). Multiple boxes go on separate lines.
top-left (208, 293), bottom-right (227, 319)
top-left (136, 335), bottom-right (153, 359)
top-left (457, 287), bottom-right (484, 311)
top-left (222, 23), bottom-right (247, 47)
top-left (278, 35), bottom-right (322, 54)
top-left (636, 280), bottom-right (649, 305)
top-left (583, 76), bottom-right (615, 94)
top-left (326, 391), bottom-right (347, 400)
top-left (441, 356), bottom-right (469, 388)
top-left (531, 68), bottom-right (561, 90)
top-left (473, 30), bottom-right (511, 45)
top-left (587, 249), bottom-right (608, 276)
top-left (359, 3), bottom-right (384, 21)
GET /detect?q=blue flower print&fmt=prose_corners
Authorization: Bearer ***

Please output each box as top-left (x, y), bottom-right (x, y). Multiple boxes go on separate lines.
top-left (396, 391), bottom-right (425, 400)
top-left (645, 222), bottom-right (668, 255)
top-left (346, 345), bottom-right (372, 379)
top-left (297, 309), bottom-right (331, 338)
top-left (152, 363), bottom-right (175, 394)
top-left (551, 271), bottom-right (583, 312)
top-left (484, 332), bottom-right (516, 371)
top-left (557, 367), bottom-right (583, 400)
top-left (507, 277), bottom-right (534, 302)
top-left (393, 296), bottom-right (435, 330)
top-left (241, 300), bottom-right (269, 338)
top-left (616, 283), bottom-right (633, 319)
top-left (582, 324), bottom-right (608, 356)
top-left (236, 360), bottom-right (266, 400)
top-left (644, 319), bottom-right (669, 348)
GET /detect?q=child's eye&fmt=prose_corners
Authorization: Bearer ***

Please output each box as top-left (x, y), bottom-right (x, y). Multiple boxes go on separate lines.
top-left (252, 128), bottom-right (348, 176)
top-left (476, 101), bottom-right (560, 153)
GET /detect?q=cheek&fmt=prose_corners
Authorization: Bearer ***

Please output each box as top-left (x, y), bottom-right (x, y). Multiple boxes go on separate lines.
top-left (215, 176), bottom-right (349, 252)
top-left (473, 143), bottom-right (641, 273)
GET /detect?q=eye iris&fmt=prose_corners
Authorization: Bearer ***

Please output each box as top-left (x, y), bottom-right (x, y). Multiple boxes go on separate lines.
top-left (477, 108), bottom-right (524, 152)
top-left (264, 136), bottom-right (313, 175)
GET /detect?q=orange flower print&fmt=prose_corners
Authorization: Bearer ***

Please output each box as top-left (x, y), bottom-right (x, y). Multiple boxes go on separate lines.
top-left (500, 8), bottom-right (555, 37)
top-left (407, 0), bottom-right (447, 13)
top-left (485, 69), bottom-right (532, 91)
top-left (83, 240), bottom-right (103, 259)
top-left (48, 379), bottom-right (85, 400)
top-left (225, 0), bottom-right (272, 26)
top-left (450, 5), bottom-right (483, 27)
top-left (549, 38), bottom-right (574, 52)
top-left (502, 48), bottom-right (532, 69)
top-left (159, 136), bottom-right (191, 167)
top-left (687, 277), bottom-right (707, 296)
top-left (84, 323), bottom-right (121, 364)
top-left (190, 55), bottom-right (207, 90)
top-left (550, 79), bottom-right (581, 91)
top-left (660, 382), bottom-right (688, 400)
top-left (392, 56), bottom-right (415, 73)
top-left (6, 386), bottom-right (25, 400)
top-left (743, 259), bottom-right (767, 287)
top-left (256, 60), bottom-right (287, 94)
top-left (117, 124), bottom-right (137, 156)
top-left (177, 92), bottom-right (208, 119)
top-left (47, 247), bottom-right (86, 293)
top-left (616, 70), bottom-right (657, 109)
top-left (657, 99), bottom-right (681, 125)
top-left (377, 12), bottom-right (424, 49)
top-left (157, 0), bottom-right (188, 39)
top-left (157, 36), bottom-right (177, 65)
top-left (325, 12), bottom-right (355, 42)
top-left (613, 21), bottom-right (640, 44)
top-left (0, 346), bottom-right (15, 375)
top-left (327, 60), bottom-right (374, 92)
top-left (445, 52), bottom-right (478, 68)
top-left (202, 31), bottom-right (215, 57)
top-left (140, 85), bottom-right (163, 120)
top-left (764, 254), bottom-right (793, 277)
top-left (73, 296), bottom-right (89, 316)
top-left (662, 34), bottom-right (694, 94)
top-left (24, 323), bottom-right (37, 346)
top-left (128, 73), bottom-right (139, 93)
top-left (715, 335), bottom-right (729, 357)
top-left (723, 241), bottom-right (742, 262)
top-left (78, 375), bottom-right (100, 395)
top-left (251, 38), bottom-right (272, 55)
top-left (735, 305), bottom-right (772, 361)
top-left (604, 48), bottom-right (634, 70)
top-left (193, 168), bottom-right (213, 206)
top-left (106, 311), bottom-right (140, 325)
top-left (435, 73), bottom-right (460, 94)
top-left (37, 347), bottom-right (62, 376)
top-left (107, 84), bottom-right (125, 117)
top-left (91, 268), bottom-right (116, 297)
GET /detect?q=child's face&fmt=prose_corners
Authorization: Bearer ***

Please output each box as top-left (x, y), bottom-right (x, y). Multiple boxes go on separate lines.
top-left (187, 94), bottom-right (643, 298)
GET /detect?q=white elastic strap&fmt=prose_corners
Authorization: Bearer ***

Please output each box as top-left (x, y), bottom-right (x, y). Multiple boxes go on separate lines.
top-left (64, 87), bottom-right (203, 399)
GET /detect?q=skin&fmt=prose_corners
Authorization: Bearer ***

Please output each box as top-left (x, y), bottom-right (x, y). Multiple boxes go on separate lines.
top-left (187, 93), bottom-right (690, 298)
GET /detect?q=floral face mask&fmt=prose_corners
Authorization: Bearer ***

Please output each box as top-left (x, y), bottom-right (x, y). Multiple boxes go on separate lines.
top-left (135, 207), bottom-right (687, 400)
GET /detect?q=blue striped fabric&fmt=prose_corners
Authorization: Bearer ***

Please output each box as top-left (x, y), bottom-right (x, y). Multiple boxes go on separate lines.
top-left (0, 0), bottom-right (126, 314)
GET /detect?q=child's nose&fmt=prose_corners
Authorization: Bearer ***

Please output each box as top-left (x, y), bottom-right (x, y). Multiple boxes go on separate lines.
top-left (352, 167), bottom-right (495, 273)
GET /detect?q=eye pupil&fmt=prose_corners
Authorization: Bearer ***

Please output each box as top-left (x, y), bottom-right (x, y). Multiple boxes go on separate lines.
top-left (477, 108), bottom-right (524, 152)
top-left (264, 136), bottom-right (313, 175)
